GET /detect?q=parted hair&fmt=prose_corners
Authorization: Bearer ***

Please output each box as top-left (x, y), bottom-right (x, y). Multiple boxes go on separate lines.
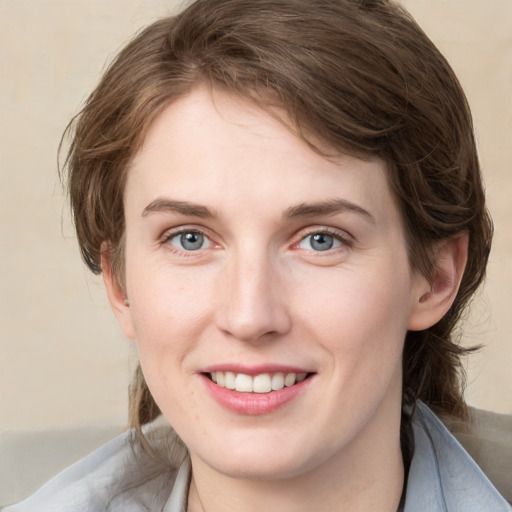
top-left (62, 0), bottom-right (492, 438)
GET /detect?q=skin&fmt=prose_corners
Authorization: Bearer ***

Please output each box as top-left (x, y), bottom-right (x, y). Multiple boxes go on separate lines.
top-left (103, 87), bottom-right (467, 512)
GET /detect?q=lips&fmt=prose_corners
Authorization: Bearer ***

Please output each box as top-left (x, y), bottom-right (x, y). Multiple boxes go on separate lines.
top-left (200, 366), bottom-right (314, 415)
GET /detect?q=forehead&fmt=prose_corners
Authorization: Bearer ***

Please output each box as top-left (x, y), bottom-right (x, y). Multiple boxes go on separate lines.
top-left (126, 87), bottom-right (399, 226)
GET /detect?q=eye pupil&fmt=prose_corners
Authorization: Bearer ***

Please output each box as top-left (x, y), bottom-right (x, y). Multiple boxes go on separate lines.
top-left (181, 232), bottom-right (204, 250)
top-left (311, 233), bottom-right (334, 251)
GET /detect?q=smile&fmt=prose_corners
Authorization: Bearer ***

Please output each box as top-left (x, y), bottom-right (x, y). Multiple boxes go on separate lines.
top-left (201, 368), bottom-right (314, 415)
top-left (209, 371), bottom-right (308, 393)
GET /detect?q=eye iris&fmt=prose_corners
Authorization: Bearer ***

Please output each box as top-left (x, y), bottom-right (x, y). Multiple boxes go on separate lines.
top-left (181, 232), bottom-right (204, 250)
top-left (311, 233), bottom-right (334, 251)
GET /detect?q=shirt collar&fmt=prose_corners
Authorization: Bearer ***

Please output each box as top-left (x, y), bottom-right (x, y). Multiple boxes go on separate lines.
top-left (162, 402), bottom-right (511, 512)
top-left (404, 401), bottom-right (511, 511)
top-left (162, 456), bottom-right (191, 512)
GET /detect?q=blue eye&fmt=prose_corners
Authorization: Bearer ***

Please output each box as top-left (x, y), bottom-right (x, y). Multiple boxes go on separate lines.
top-left (298, 232), bottom-right (343, 252)
top-left (168, 231), bottom-right (211, 251)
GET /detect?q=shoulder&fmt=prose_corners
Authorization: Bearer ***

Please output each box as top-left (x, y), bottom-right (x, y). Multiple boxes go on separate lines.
top-left (404, 401), bottom-right (511, 512)
top-left (2, 420), bottom-right (186, 512)
top-left (445, 405), bottom-right (512, 504)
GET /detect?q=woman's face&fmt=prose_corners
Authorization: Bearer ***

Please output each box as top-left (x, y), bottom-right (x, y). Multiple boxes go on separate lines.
top-left (114, 87), bottom-right (428, 480)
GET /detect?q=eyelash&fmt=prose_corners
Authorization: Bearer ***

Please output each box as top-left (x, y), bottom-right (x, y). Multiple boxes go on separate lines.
top-left (294, 227), bottom-right (352, 253)
top-left (162, 228), bottom-right (214, 256)
top-left (161, 226), bottom-right (352, 256)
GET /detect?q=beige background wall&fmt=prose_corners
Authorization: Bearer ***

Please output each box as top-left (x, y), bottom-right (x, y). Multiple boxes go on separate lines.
top-left (0, 0), bottom-right (511, 504)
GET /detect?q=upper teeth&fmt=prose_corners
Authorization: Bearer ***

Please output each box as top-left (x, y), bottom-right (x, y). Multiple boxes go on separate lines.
top-left (210, 371), bottom-right (307, 393)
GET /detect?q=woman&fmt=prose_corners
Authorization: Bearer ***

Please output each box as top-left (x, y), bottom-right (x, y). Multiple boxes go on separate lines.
top-left (5, 0), bottom-right (510, 510)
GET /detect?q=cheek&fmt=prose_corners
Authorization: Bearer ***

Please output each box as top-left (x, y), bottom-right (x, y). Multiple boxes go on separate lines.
top-left (129, 281), bottom-right (208, 427)
top-left (299, 263), bottom-right (412, 373)
top-left (125, 266), bottom-right (214, 389)
top-left (127, 260), bottom-right (213, 336)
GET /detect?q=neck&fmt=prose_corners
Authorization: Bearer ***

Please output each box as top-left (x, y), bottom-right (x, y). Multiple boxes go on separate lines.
top-left (187, 397), bottom-right (404, 512)
top-left (189, 458), bottom-right (403, 512)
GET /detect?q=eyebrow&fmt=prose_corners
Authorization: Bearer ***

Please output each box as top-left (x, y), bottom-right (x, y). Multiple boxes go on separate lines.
top-left (284, 198), bottom-right (375, 223)
top-left (141, 197), bottom-right (374, 223)
top-left (142, 198), bottom-right (215, 218)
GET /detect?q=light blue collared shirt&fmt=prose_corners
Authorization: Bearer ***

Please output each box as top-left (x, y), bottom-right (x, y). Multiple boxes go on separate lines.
top-left (4, 402), bottom-right (510, 511)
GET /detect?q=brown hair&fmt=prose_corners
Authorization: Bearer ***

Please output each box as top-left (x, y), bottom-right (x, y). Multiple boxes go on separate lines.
top-left (62, 0), bottom-right (492, 435)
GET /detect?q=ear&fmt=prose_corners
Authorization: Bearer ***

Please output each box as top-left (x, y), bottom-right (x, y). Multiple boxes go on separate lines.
top-left (408, 232), bottom-right (469, 331)
top-left (101, 247), bottom-right (136, 340)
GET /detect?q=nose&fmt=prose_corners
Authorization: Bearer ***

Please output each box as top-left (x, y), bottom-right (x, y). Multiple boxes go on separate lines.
top-left (215, 250), bottom-right (292, 343)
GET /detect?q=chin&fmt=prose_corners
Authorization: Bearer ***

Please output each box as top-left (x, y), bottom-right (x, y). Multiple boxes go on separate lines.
top-left (192, 433), bottom-right (324, 481)
top-left (210, 457), bottom-right (309, 481)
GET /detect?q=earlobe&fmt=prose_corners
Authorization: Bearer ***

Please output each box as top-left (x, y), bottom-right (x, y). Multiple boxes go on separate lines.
top-left (408, 232), bottom-right (469, 331)
top-left (101, 247), bottom-right (136, 340)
